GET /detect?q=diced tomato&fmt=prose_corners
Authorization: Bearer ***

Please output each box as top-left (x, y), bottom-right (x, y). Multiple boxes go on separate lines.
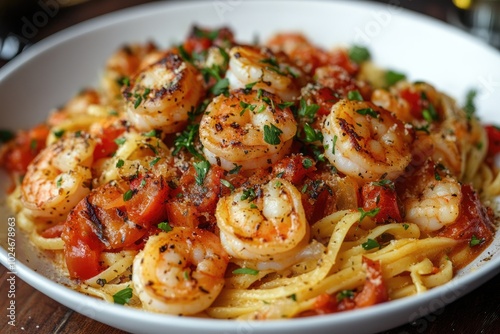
top-left (336, 257), bottom-right (388, 311)
top-left (64, 237), bottom-right (103, 280)
top-left (328, 48), bottom-right (359, 75)
top-left (438, 184), bottom-right (494, 267)
top-left (1, 123), bottom-right (50, 174)
top-left (353, 257), bottom-right (388, 307)
top-left (361, 181), bottom-right (402, 223)
top-left (399, 88), bottom-right (425, 120)
top-left (182, 26), bottom-right (234, 55)
top-left (485, 125), bottom-right (500, 157)
top-left (165, 200), bottom-right (200, 229)
top-left (127, 175), bottom-right (169, 226)
top-left (272, 154), bottom-right (316, 185)
top-left (303, 257), bottom-right (387, 317)
top-left (61, 175), bottom-right (169, 280)
top-left (312, 87), bottom-right (341, 116)
top-left (315, 65), bottom-right (364, 99)
top-left (166, 165), bottom-right (224, 230)
top-left (172, 165), bottom-right (224, 213)
top-left (93, 123), bottom-right (125, 161)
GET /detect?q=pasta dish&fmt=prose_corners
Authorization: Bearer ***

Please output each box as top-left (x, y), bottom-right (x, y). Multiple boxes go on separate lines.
top-left (0, 26), bottom-right (497, 319)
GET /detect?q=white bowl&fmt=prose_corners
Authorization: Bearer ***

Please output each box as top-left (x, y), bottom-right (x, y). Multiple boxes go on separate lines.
top-left (1, 1), bottom-right (499, 334)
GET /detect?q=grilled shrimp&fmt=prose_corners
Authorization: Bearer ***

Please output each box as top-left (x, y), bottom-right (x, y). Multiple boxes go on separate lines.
top-left (21, 133), bottom-right (95, 220)
top-left (402, 161), bottom-right (462, 232)
top-left (199, 89), bottom-right (297, 171)
top-left (405, 177), bottom-right (462, 232)
top-left (322, 100), bottom-right (413, 182)
top-left (226, 45), bottom-right (304, 101)
top-left (124, 52), bottom-right (205, 133)
top-left (132, 227), bottom-right (229, 315)
top-left (216, 178), bottom-right (310, 269)
top-left (370, 89), bottom-right (413, 123)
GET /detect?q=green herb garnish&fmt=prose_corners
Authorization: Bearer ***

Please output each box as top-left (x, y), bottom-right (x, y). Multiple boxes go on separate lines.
top-left (337, 289), bottom-right (355, 301)
top-left (123, 190), bottom-right (134, 202)
top-left (349, 45), bottom-right (371, 64)
top-left (358, 207), bottom-right (380, 222)
top-left (158, 222), bottom-right (173, 232)
top-left (232, 267), bottom-right (259, 275)
top-left (356, 108), bottom-right (379, 118)
top-left (194, 160), bottom-right (210, 186)
top-left (469, 235), bottom-right (484, 247)
top-left (113, 286), bottom-right (133, 305)
top-left (347, 90), bottom-right (364, 101)
top-left (361, 238), bottom-right (381, 250)
top-left (263, 124), bottom-right (283, 145)
top-left (385, 70), bottom-right (406, 87)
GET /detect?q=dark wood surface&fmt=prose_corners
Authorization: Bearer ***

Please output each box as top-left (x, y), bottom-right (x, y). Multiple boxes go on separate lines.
top-left (1, 1), bottom-right (499, 333)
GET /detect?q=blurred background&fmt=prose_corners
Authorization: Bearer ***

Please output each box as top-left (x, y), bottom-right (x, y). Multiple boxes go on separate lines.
top-left (0, 0), bottom-right (499, 68)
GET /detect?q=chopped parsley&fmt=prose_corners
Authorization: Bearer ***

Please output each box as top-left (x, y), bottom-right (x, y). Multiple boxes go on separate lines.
top-left (158, 221), bottom-right (173, 232)
top-left (229, 163), bottom-right (242, 174)
top-left (371, 179), bottom-right (394, 189)
top-left (263, 124), bottom-right (283, 145)
top-left (337, 289), bottom-right (355, 301)
top-left (356, 108), bottom-right (379, 118)
top-left (117, 76), bottom-right (130, 87)
top-left (143, 129), bottom-right (157, 137)
top-left (297, 99), bottom-right (320, 120)
top-left (114, 137), bottom-right (126, 146)
top-left (172, 124), bottom-right (204, 160)
top-left (385, 70), bottom-right (406, 87)
top-left (347, 90), bottom-right (364, 101)
top-left (194, 160), bottom-right (210, 186)
top-left (211, 78), bottom-right (229, 96)
top-left (332, 135), bottom-right (338, 154)
top-left (149, 157), bottom-right (161, 167)
top-left (469, 235), bottom-right (484, 247)
top-left (421, 92), bottom-right (439, 122)
top-left (177, 44), bottom-right (192, 63)
top-left (278, 101), bottom-right (295, 110)
top-left (30, 139), bottom-right (38, 151)
top-left (244, 81), bottom-right (258, 91)
top-left (193, 26), bottom-right (220, 41)
top-left (362, 238), bottom-right (381, 250)
top-left (123, 189), bottom-right (134, 202)
top-left (464, 89), bottom-right (477, 120)
top-left (358, 207), bottom-right (380, 222)
top-left (221, 179), bottom-right (235, 192)
top-left (302, 158), bottom-right (313, 169)
top-left (116, 159), bottom-right (125, 168)
top-left (53, 129), bottom-right (65, 138)
top-left (232, 267), bottom-right (259, 275)
top-left (240, 188), bottom-right (257, 202)
top-left (239, 101), bottom-right (257, 115)
top-left (303, 123), bottom-right (323, 143)
top-left (349, 45), bottom-right (371, 64)
top-left (113, 285), bottom-right (133, 305)
top-left (56, 177), bottom-right (62, 188)
top-left (402, 223), bottom-right (410, 230)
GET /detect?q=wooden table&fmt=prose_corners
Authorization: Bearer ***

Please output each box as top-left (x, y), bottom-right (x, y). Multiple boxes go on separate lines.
top-left (1, 1), bottom-right (499, 333)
